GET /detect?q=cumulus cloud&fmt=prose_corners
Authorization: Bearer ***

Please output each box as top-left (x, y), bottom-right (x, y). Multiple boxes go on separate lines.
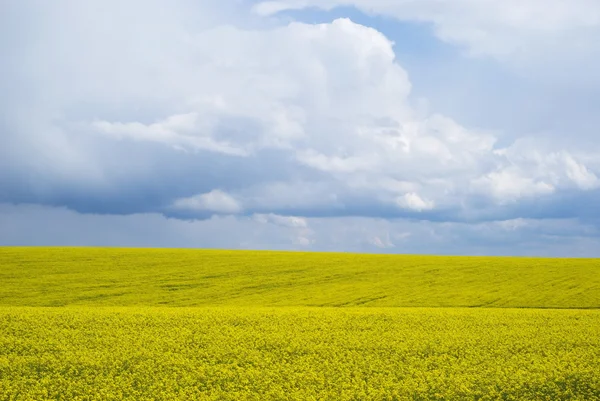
top-left (1, 0), bottom-right (600, 254)
top-left (368, 234), bottom-right (395, 249)
top-left (469, 143), bottom-right (600, 204)
top-left (172, 190), bottom-right (242, 214)
top-left (254, 0), bottom-right (600, 62)
top-left (91, 114), bottom-right (249, 156)
top-left (254, 213), bottom-right (313, 246)
top-left (396, 193), bottom-right (435, 212)
top-left (254, 213), bottom-right (308, 228)
top-left (2, 6), bottom-right (598, 222)
top-left (472, 170), bottom-right (555, 203)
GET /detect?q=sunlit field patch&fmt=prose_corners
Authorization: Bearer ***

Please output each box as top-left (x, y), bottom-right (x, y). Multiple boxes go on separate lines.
top-left (1, 247), bottom-right (598, 308)
top-left (0, 247), bottom-right (599, 400)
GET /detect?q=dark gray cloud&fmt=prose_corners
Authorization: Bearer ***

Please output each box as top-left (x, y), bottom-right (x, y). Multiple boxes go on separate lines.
top-left (2, 204), bottom-right (599, 257)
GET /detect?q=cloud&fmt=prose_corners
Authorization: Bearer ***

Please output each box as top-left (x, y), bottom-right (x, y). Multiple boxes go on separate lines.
top-left (254, 213), bottom-right (308, 228)
top-left (470, 143), bottom-right (599, 204)
top-left (396, 193), bottom-right (435, 212)
top-left (1, 0), bottom-right (599, 250)
top-left (172, 190), bottom-right (242, 214)
top-left (368, 234), bottom-right (395, 249)
top-left (254, 213), bottom-right (313, 246)
top-left (472, 170), bottom-right (555, 203)
top-left (2, 203), bottom-right (599, 256)
top-left (253, 0), bottom-right (600, 64)
top-left (91, 114), bottom-right (250, 156)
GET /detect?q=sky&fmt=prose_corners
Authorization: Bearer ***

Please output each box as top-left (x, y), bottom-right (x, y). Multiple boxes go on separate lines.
top-left (1, 0), bottom-right (600, 256)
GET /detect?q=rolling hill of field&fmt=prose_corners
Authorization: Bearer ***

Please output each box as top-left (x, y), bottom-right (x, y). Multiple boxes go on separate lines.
top-left (2, 247), bottom-right (600, 399)
top-left (1, 246), bottom-right (598, 308)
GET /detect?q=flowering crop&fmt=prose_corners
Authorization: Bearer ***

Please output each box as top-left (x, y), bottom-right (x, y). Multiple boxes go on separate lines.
top-left (0, 247), bottom-right (599, 400)
top-left (1, 247), bottom-right (598, 308)
top-left (1, 307), bottom-right (599, 400)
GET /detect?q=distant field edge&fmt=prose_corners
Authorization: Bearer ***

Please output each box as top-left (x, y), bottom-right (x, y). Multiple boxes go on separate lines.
top-left (3, 245), bottom-right (600, 259)
top-left (1, 246), bottom-right (598, 308)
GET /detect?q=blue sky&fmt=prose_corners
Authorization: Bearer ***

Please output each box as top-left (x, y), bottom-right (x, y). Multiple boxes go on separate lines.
top-left (1, 0), bottom-right (600, 256)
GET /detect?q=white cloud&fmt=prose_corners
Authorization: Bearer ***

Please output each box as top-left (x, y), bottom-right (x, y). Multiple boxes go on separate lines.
top-left (254, 213), bottom-right (308, 228)
top-left (253, 213), bottom-right (313, 247)
top-left (254, 0), bottom-right (600, 63)
top-left (470, 142), bottom-right (599, 203)
top-left (91, 114), bottom-right (249, 156)
top-left (368, 234), bottom-right (395, 249)
top-left (496, 218), bottom-right (529, 231)
top-left (472, 170), bottom-right (555, 203)
top-left (293, 236), bottom-right (313, 246)
top-left (1, 1), bottom-right (599, 237)
top-left (172, 190), bottom-right (242, 214)
top-left (296, 150), bottom-right (379, 174)
top-left (253, 1), bottom-right (299, 17)
top-left (563, 154), bottom-right (599, 190)
top-left (396, 193), bottom-right (435, 212)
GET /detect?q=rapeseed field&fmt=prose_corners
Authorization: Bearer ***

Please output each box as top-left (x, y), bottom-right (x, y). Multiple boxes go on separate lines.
top-left (1, 247), bottom-right (599, 308)
top-left (0, 247), bottom-right (599, 400)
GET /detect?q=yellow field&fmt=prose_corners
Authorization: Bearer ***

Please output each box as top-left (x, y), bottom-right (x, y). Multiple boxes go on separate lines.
top-left (2, 307), bottom-right (599, 400)
top-left (0, 247), bottom-right (599, 400)
top-left (1, 247), bottom-right (599, 308)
